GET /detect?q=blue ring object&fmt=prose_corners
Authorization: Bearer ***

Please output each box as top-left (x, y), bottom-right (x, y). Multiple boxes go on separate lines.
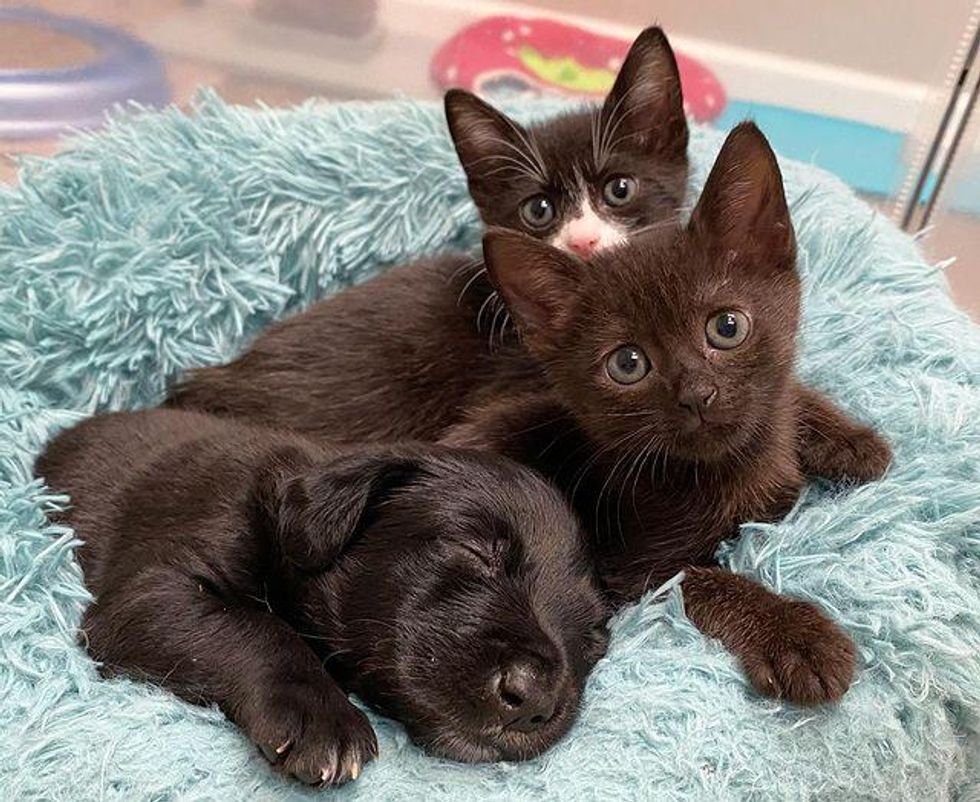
top-left (0, 7), bottom-right (170, 139)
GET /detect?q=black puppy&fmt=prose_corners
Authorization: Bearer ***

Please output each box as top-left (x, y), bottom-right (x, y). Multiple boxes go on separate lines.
top-left (35, 409), bottom-right (608, 785)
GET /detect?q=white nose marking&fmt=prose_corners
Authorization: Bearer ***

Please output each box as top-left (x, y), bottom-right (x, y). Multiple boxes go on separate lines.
top-left (550, 195), bottom-right (628, 258)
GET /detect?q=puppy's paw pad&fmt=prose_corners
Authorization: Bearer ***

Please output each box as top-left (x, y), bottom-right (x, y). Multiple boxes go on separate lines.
top-left (249, 686), bottom-right (377, 786)
top-left (286, 706), bottom-right (377, 786)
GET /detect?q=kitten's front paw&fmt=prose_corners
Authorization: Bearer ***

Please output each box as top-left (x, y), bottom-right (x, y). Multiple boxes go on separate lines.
top-left (739, 599), bottom-right (856, 706)
top-left (802, 423), bottom-right (891, 484)
top-left (839, 426), bottom-right (892, 483)
top-left (245, 682), bottom-right (378, 786)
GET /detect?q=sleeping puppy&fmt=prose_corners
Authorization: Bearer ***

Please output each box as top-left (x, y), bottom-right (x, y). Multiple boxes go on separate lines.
top-left (35, 409), bottom-right (608, 785)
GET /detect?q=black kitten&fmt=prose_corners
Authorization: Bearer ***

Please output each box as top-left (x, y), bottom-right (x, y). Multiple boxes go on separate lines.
top-left (35, 409), bottom-right (608, 783)
top-left (167, 125), bottom-right (891, 706)
top-left (446, 124), bottom-right (874, 704)
top-left (445, 26), bottom-right (688, 259)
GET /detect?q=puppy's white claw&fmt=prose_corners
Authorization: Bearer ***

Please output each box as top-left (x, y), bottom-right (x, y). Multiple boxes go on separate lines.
top-left (350, 761), bottom-right (360, 780)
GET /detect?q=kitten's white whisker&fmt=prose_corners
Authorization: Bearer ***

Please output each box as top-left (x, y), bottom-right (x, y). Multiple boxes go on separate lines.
top-left (449, 258), bottom-right (483, 282)
top-left (480, 165), bottom-right (537, 180)
top-left (612, 427), bottom-right (658, 544)
top-left (476, 290), bottom-right (497, 332)
top-left (471, 151), bottom-right (543, 183)
top-left (588, 409), bottom-right (659, 419)
top-left (469, 137), bottom-right (546, 183)
top-left (494, 307), bottom-right (514, 349)
top-left (590, 108), bottom-right (604, 173)
top-left (588, 426), bottom-right (652, 539)
top-left (488, 296), bottom-right (508, 353)
top-left (627, 218), bottom-right (679, 237)
top-left (598, 92), bottom-right (663, 170)
top-left (595, 89), bottom-right (632, 172)
top-left (455, 265), bottom-right (488, 307)
top-left (498, 116), bottom-right (549, 182)
top-left (633, 438), bottom-right (664, 520)
top-left (568, 429), bottom-right (639, 505)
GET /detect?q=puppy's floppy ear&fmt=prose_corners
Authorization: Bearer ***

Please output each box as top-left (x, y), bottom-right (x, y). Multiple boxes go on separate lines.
top-left (263, 451), bottom-right (424, 573)
top-left (445, 89), bottom-right (543, 193)
top-left (689, 121), bottom-right (795, 272)
top-left (598, 26), bottom-right (688, 162)
top-left (482, 228), bottom-right (584, 354)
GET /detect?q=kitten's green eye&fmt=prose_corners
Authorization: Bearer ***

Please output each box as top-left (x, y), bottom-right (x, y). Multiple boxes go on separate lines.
top-left (606, 345), bottom-right (650, 385)
top-left (706, 310), bottom-right (751, 349)
top-left (602, 176), bottom-right (637, 207)
top-left (520, 195), bottom-right (555, 228)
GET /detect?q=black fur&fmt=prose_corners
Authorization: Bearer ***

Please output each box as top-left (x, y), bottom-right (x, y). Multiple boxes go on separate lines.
top-left (35, 409), bottom-right (608, 783)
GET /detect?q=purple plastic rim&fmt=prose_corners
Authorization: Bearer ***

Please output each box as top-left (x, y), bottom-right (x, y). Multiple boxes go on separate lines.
top-left (0, 7), bottom-right (170, 139)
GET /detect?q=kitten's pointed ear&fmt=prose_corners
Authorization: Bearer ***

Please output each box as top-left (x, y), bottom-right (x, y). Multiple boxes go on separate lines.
top-left (599, 26), bottom-right (688, 162)
top-left (689, 122), bottom-right (795, 271)
top-left (261, 450), bottom-right (423, 572)
top-left (482, 228), bottom-right (584, 353)
top-left (445, 89), bottom-right (540, 190)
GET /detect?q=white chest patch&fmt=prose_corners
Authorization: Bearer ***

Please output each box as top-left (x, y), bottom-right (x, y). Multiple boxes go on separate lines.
top-left (549, 195), bottom-right (629, 259)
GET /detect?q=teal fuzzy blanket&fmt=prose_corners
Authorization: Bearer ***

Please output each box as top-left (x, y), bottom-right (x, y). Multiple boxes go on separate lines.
top-left (2, 94), bottom-right (979, 801)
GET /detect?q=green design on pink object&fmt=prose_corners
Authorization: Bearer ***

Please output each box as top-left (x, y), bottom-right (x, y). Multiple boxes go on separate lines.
top-left (517, 45), bottom-right (615, 94)
top-left (431, 15), bottom-right (726, 122)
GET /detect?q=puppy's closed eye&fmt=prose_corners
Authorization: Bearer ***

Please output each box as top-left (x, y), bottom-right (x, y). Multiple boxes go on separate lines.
top-left (451, 537), bottom-right (507, 575)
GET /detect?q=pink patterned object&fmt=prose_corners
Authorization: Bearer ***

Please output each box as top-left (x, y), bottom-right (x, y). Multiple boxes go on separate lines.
top-left (431, 16), bottom-right (725, 122)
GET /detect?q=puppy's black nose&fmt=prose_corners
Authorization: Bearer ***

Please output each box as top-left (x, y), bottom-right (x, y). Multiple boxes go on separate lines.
top-left (492, 658), bottom-right (557, 732)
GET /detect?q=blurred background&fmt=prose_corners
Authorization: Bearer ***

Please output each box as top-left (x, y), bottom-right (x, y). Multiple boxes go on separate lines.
top-left (2, 0), bottom-right (978, 318)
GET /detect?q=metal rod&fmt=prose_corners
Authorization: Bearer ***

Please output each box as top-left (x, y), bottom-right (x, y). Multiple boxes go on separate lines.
top-left (900, 19), bottom-right (980, 231)
top-left (921, 43), bottom-right (980, 226)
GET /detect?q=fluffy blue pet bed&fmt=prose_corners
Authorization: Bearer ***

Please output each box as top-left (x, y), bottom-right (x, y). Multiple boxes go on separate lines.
top-left (1, 94), bottom-right (979, 801)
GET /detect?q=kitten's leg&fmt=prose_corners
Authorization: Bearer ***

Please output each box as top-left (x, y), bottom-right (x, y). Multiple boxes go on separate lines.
top-left (84, 567), bottom-right (377, 785)
top-left (682, 566), bottom-right (856, 706)
top-left (795, 383), bottom-right (891, 482)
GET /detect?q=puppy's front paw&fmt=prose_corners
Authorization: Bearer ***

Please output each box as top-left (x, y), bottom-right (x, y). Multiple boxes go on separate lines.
top-left (246, 682), bottom-right (378, 786)
top-left (739, 599), bottom-right (856, 706)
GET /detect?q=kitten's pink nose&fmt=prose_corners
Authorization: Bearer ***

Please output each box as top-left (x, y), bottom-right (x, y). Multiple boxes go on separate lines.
top-left (567, 234), bottom-right (599, 258)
